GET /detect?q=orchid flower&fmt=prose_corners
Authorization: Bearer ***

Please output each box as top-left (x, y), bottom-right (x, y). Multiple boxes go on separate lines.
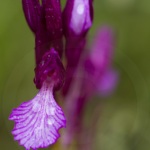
top-left (9, 0), bottom-right (66, 149)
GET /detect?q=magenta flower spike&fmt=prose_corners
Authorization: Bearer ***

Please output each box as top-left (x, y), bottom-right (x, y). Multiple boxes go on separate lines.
top-left (62, 0), bottom-right (93, 95)
top-left (9, 0), bottom-right (66, 149)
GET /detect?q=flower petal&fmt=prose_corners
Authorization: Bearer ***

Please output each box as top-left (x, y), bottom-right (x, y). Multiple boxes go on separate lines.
top-left (9, 81), bottom-right (66, 150)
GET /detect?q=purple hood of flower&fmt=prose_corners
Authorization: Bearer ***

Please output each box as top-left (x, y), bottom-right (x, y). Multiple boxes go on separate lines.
top-left (34, 48), bottom-right (65, 90)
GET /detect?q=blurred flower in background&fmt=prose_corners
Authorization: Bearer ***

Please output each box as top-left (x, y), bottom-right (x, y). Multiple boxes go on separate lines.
top-left (1, 0), bottom-right (150, 150)
top-left (62, 25), bottom-right (118, 150)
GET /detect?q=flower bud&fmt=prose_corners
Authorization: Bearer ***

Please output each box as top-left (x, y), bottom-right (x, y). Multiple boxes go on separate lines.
top-left (22, 0), bottom-right (40, 33)
top-left (63, 0), bottom-right (93, 36)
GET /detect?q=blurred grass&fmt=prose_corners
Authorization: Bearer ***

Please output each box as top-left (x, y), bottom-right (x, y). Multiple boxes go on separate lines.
top-left (0, 0), bottom-right (150, 149)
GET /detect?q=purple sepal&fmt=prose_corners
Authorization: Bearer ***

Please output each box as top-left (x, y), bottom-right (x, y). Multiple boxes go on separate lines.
top-left (34, 48), bottom-right (65, 90)
top-left (9, 81), bottom-right (66, 150)
top-left (63, 0), bottom-right (93, 36)
top-left (43, 0), bottom-right (63, 39)
top-left (22, 0), bottom-right (40, 33)
top-left (22, 0), bottom-right (63, 63)
top-left (43, 0), bottom-right (63, 57)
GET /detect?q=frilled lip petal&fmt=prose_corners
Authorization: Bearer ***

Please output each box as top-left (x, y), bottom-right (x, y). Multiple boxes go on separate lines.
top-left (9, 82), bottom-right (66, 150)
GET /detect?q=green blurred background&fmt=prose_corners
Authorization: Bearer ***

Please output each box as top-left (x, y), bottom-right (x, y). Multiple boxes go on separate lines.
top-left (0, 0), bottom-right (150, 149)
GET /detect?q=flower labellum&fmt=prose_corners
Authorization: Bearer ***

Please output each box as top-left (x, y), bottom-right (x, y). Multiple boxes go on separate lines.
top-left (9, 81), bottom-right (66, 150)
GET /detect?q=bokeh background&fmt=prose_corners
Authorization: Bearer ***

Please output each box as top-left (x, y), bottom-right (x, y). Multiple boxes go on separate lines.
top-left (0, 0), bottom-right (150, 149)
